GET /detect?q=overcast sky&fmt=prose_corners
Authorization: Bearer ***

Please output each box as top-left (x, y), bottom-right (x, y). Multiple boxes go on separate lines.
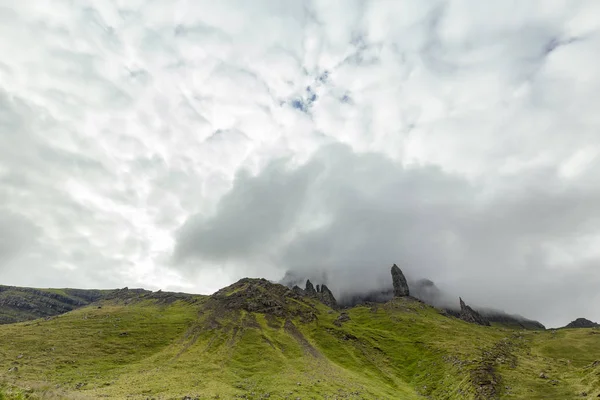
top-left (1, 1), bottom-right (600, 327)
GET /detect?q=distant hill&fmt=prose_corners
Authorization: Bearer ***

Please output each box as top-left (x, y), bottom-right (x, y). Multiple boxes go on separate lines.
top-left (0, 285), bottom-right (195, 325)
top-left (0, 285), bottom-right (111, 324)
top-left (563, 317), bottom-right (600, 329)
top-left (1, 277), bottom-right (599, 399)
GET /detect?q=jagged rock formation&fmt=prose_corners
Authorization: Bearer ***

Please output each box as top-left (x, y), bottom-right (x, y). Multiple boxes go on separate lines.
top-left (459, 298), bottom-right (490, 326)
top-left (317, 284), bottom-right (337, 309)
top-left (391, 264), bottom-right (410, 297)
top-left (564, 318), bottom-right (599, 329)
top-left (299, 279), bottom-right (338, 309)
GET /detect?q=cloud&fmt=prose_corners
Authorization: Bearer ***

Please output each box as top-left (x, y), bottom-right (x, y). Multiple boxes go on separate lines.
top-left (1, 1), bottom-right (600, 326)
top-left (174, 143), bottom-right (600, 327)
top-left (0, 211), bottom-right (39, 267)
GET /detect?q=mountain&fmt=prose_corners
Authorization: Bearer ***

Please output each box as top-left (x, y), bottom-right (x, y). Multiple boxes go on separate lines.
top-left (0, 274), bottom-right (599, 399)
top-left (563, 318), bottom-right (600, 329)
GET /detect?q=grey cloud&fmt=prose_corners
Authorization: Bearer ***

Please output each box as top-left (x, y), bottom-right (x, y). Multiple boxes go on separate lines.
top-left (0, 212), bottom-right (39, 267)
top-left (174, 143), bottom-right (600, 327)
top-left (174, 157), bottom-right (322, 263)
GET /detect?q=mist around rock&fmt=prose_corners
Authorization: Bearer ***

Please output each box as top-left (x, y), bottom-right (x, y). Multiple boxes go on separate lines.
top-left (174, 144), bottom-right (600, 329)
top-left (280, 264), bottom-right (547, 330)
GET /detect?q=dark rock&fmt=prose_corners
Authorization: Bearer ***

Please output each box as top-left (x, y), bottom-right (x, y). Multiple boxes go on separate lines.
top-left (305, 280), bottom-right (317, 297)
top-left (317, 284), bottom-right (337, 309)
top-left (539, 372), bottom-right (548, 379)
top-left (564, 318), bottom-right (600, 329)
top-left (391, 264), bottom-right (410, 297)
top-left (459, 298), bottom-right (490, 326)
top-left (291, 285), bottom-right (305, 296)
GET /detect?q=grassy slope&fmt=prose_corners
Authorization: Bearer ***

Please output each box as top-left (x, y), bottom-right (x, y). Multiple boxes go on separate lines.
top-left (0, 284), bottom-right (599, 399)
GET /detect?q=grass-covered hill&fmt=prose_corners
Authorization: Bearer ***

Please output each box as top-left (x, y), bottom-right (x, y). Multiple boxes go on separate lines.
top-left (0, 278), bottom-right (599, 399)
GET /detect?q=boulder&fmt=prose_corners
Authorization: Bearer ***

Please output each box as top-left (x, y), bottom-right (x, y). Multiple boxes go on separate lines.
top-left (391, 264), bottom-right (410, 297)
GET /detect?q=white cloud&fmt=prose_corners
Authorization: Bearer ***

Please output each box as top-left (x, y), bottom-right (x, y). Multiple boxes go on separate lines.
top-left (0, 0), bottom-right (599, 326)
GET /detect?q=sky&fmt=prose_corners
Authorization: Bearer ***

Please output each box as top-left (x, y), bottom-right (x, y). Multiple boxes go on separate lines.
top-left (1, 0), bottom-right (599, 328)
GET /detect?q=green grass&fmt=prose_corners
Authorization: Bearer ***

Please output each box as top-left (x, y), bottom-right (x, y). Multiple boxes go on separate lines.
top-left (1, 282), bottom-right (599, 399)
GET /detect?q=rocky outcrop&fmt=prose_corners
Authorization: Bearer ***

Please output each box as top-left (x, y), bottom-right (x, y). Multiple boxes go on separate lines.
top-left (291, 285), bottom-right (305, 296)
top-left (459, 298), bottom-right (490, 326)
top-left (391, 264), bottom-right (410, 297)
top-left (317, 284), bottom-right (337, 309)
top-left (334, 312), bottom-right (350, 327)
top-left (564, 318), bottom-right (599, 329)
top-left (305, 280), bottom-right (317, 297)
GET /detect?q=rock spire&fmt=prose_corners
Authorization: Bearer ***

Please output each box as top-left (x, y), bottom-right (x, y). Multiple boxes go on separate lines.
top-left (391, 264), bottom-right (410, 297)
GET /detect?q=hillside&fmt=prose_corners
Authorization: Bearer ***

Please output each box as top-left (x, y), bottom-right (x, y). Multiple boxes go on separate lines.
top-left (0, 278), bottom-right (599, 399)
